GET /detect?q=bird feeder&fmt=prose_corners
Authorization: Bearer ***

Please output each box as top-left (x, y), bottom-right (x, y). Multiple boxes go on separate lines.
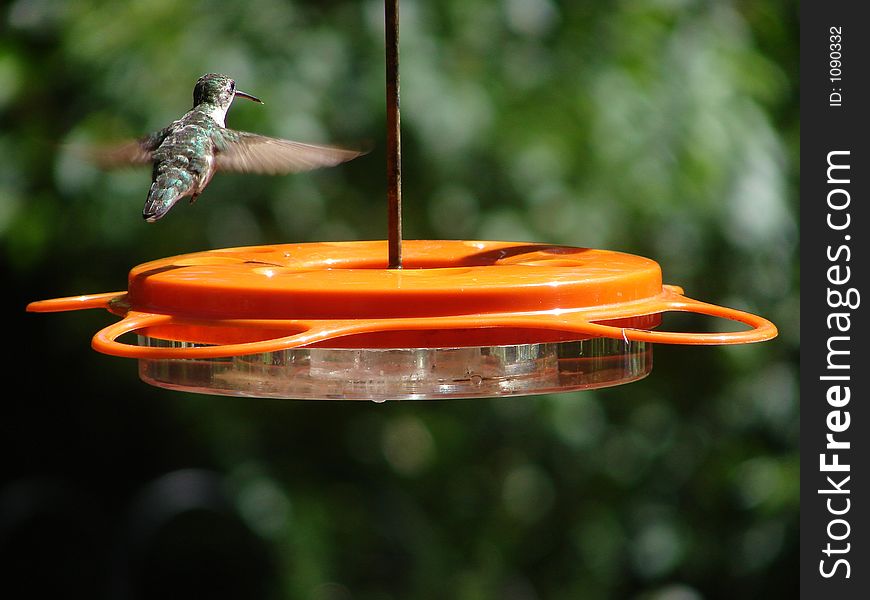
top-left (26, 1), bottom-right (776, 401)
top-left (27, 240), bottom-right (775, 400)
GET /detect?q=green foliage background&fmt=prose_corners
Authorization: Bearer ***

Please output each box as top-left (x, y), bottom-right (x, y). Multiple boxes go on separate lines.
top-left (3, 0), bottom-right (798, 598)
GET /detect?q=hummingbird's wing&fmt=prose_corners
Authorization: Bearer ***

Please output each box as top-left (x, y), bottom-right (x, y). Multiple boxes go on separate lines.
top-left (86, 127), bottom-right (172, 168)
top-left (214, 130), bottom-right (366, 175)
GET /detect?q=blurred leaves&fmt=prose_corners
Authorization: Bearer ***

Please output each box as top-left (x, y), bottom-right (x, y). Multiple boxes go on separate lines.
top-left (4, 0), bottom-right (797, 598)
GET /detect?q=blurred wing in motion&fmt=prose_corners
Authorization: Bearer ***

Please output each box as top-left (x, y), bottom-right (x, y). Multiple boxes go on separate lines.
top-left (82, 127), bottom-right (172, 169)
top-left (215, 130), bottom-right (367, 175)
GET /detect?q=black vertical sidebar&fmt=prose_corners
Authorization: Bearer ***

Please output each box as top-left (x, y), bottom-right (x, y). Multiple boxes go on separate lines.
top-left (800, 3), bottom-right (869, 597)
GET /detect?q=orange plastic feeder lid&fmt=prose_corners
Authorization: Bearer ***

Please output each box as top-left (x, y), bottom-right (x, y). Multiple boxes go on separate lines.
top-left (29, 240), bottom-right (776, 359)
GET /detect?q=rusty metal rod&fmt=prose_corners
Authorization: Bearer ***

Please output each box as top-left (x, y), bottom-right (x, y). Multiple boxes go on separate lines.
top-left (385, 0), bottom-right (402, 268)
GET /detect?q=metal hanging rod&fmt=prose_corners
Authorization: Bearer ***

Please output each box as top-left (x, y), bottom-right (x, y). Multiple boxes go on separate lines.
top-left (385, 0), bottom-right (402, 268)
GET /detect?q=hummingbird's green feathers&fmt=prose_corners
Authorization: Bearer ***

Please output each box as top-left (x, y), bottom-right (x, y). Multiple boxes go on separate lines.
top-left (214, 131), bottom-right (366, 175)
top-left (142, 116), bottom-right (216, 222)
top-left (143, 170), bottom-right (190, 222)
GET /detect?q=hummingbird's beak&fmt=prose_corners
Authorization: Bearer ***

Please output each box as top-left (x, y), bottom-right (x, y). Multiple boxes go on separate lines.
top-left (234, 90), bottom-right (263, 104)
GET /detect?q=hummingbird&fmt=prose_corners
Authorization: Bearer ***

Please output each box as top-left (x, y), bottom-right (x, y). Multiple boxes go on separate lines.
top-left (93, 73), bottom-right (366, 222)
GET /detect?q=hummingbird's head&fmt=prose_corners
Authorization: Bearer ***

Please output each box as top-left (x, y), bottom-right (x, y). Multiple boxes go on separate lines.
top-left (193, 73), bottom-right (263, 116)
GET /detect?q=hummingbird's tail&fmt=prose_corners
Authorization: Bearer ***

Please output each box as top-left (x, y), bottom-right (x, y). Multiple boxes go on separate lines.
top-left (143, 169), bottom-right (193, 222)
